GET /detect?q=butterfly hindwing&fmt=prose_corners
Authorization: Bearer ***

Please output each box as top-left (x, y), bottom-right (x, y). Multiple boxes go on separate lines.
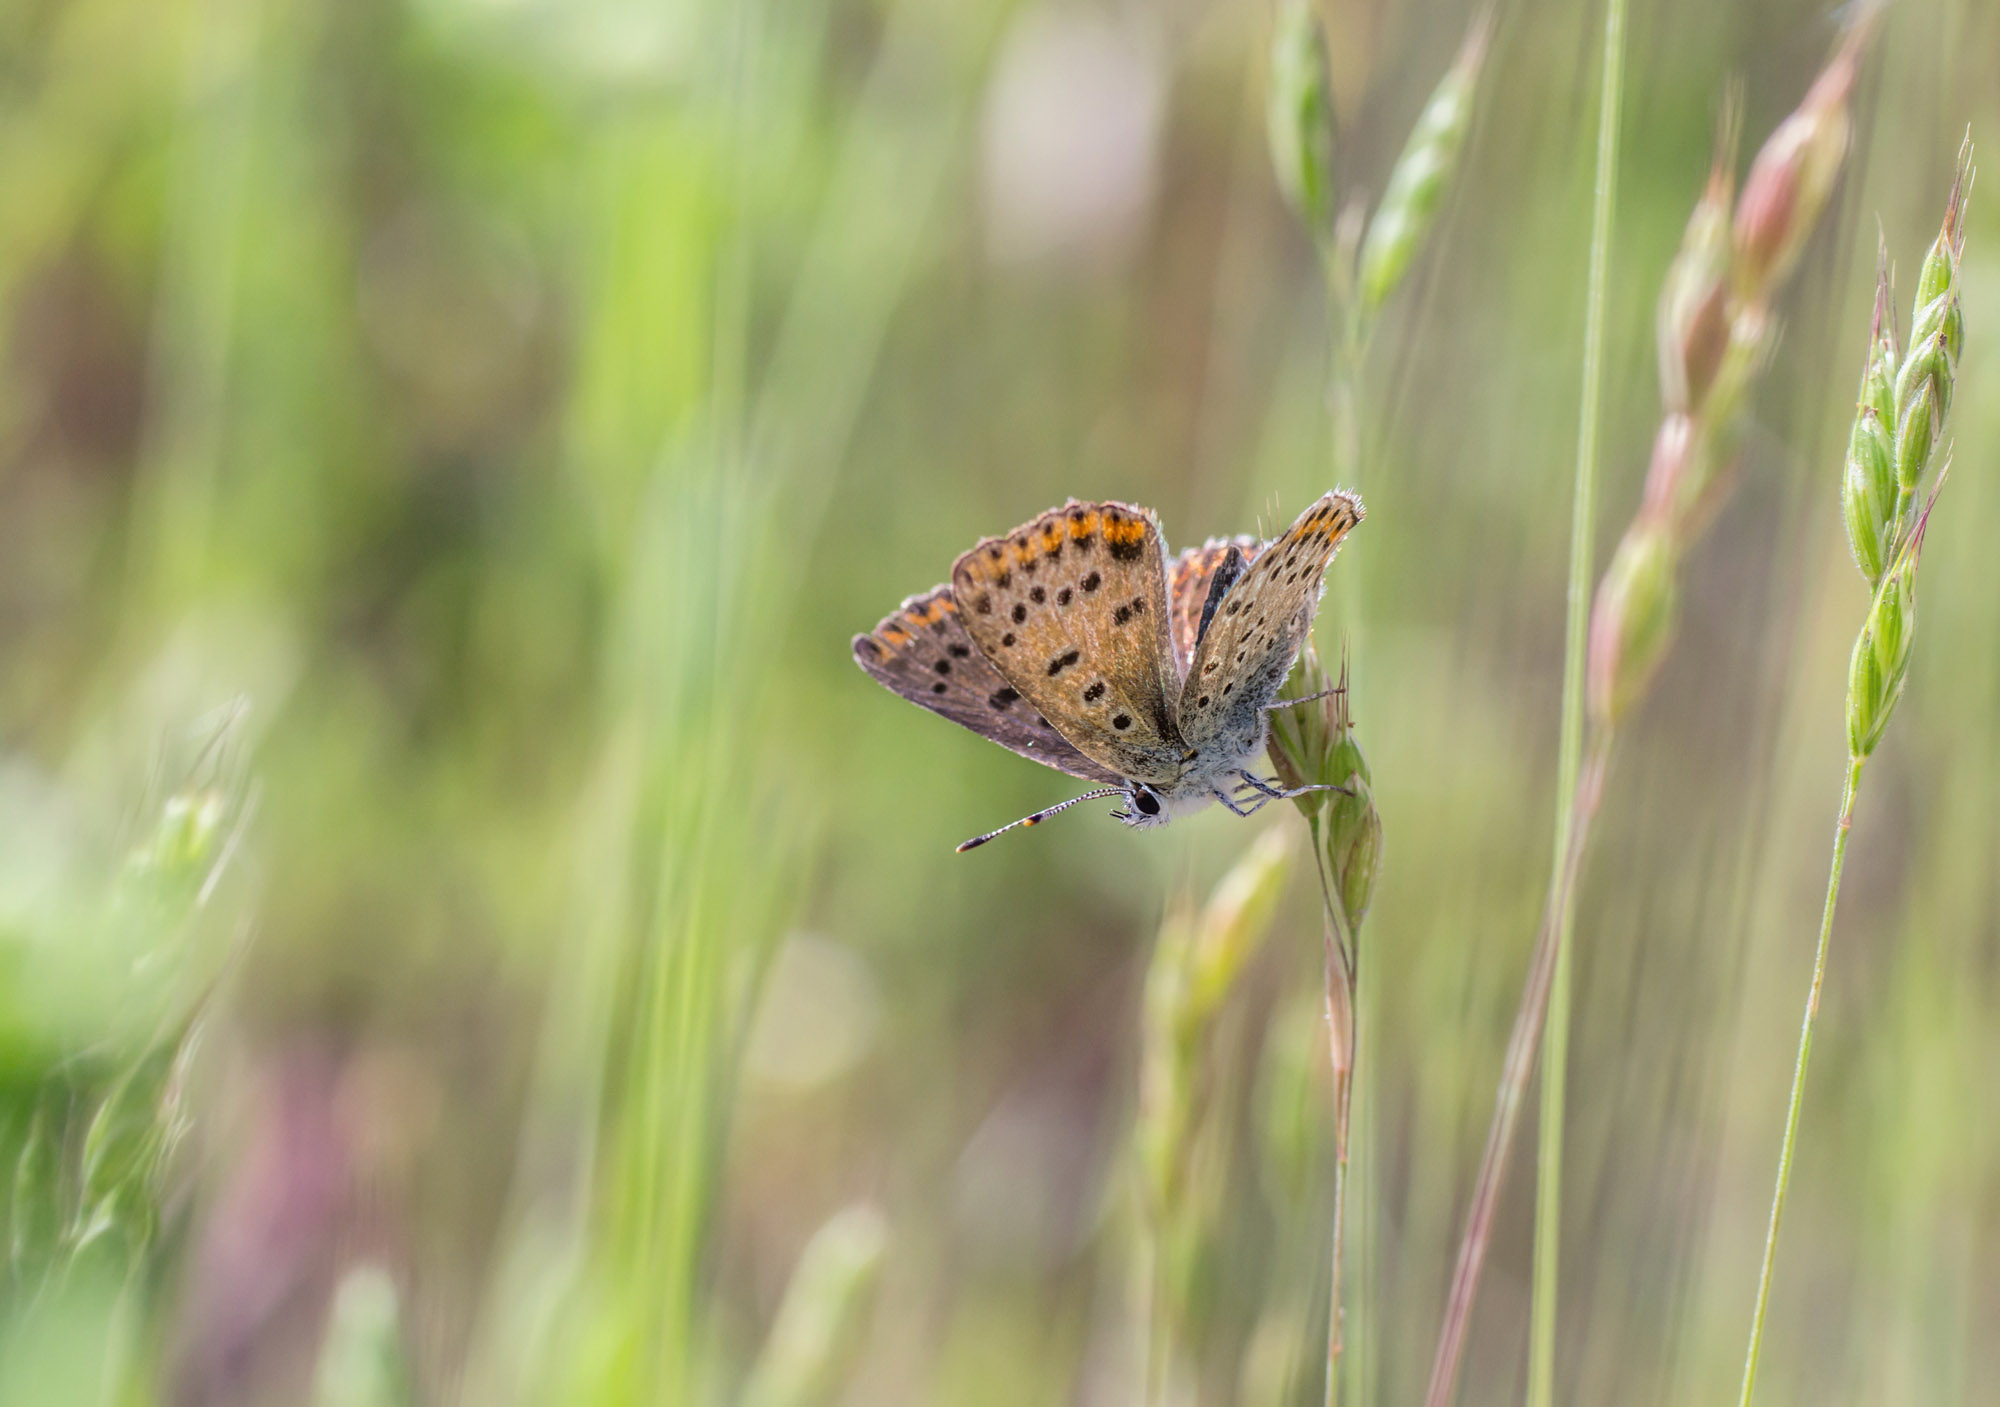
top-left (1167, 536), bottom-right (1262, 674)
top-left (1177, 492), bottom-right (1363, 749)
top-left (951, 501), bottom-right (1185, 785)
top-left (853, 586), bottom-right (1124, 785)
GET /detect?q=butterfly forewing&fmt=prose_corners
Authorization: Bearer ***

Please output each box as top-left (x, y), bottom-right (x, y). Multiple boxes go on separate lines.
top-left (951, 501), bottom-right (1185, 785)
top-left (1177, 492), bottom-right (1363, 748)
top-left (1168, 536), bottom-right (1262, 673)
top-left (853, 586), bottom-right (1123, 785)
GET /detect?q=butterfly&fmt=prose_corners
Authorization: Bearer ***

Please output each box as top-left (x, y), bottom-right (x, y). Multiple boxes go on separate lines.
top-left (853, 492), bottom-right (1363, 850)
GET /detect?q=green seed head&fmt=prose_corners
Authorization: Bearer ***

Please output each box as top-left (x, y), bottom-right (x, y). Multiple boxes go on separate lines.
top-left (1266, 0), bottom-right (1336, 239)
top-left (1842, 281), bottom-right (1901, 584)
top-left (1842, 404), bottom-right (1896, 583)
top-left (1894, 375), bottom-right (1939, 498)
top-left (1847, 566), bottom-right (1916, 759)
top-left (1356, 12), bottom-right (1490, 317)
top-left (1269, 646), bottom-right (1381, 933)
top-left (1587, 521), bottom-right (1679, 730)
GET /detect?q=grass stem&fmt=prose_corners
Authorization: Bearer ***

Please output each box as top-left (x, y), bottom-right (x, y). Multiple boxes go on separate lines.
top-left (1529, 0), bottom-right (1627, 1399)
top-left (1737, 754), bottom-right (1866, 1406)
top-left (1424, 734), bottom-right (1611, 1407)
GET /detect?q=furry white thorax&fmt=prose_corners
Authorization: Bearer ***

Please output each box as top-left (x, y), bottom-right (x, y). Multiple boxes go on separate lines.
top-left (1109, 719), bottom-right (1271, 829)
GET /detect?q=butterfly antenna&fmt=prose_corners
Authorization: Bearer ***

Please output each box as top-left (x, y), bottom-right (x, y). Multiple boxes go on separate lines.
top-left (956, 787), bottom-right (1126, 853)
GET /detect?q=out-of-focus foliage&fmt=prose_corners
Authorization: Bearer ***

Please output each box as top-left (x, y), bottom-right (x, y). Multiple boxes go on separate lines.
top-left (0, 0), bottom-right (1996, 1404)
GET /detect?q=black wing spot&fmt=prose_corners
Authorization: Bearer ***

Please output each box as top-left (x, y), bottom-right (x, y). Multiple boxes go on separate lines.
top-left (1011, 603), bottom-right (1028, 623)
top-left (1202, 660), bottom-right (1218, 675)
top-left (1129, 597), bottom-right (1146, 615)
top-left (1109, 537), bottom-right (1144, 563)
top-left (1082, 571), bottom-right (1102, 593)
top-left (988, 547), bottom-right (1003, 561)
top-left (1047, 649), bottom-right (1081, 677)
top-left (1226, 600), bottom-right (1241, 616)
top-left (996, 570), bottom-right (1012, 589)
top-left (1001, 632), bottom-right (1016, 647)
top-left (949, 643), bottom-right (971, 658)
top-left (1222, 683), bottom-right (1234, 696)
top-left (975, 594), bottom-right (993, 615)
top-left (1112, 713), bottom-right (1132, 730)
top-left (1075, 535), bottom-right (1094, 554)
top-left (989, 687), bottom-right (1020, 709)
top-left (1113, 604), bottom-right (1133, 625)
top-left (1197, 695), bottom-right (1209, 708)
top-left (1030, 586), bottom-right (1046, 604)
top-left (931, 681), bottom-right (948, 694)
top-left (1083, 681), bottom-right (1106, 703)
top-left (934, 660), bottom-right (951, 675)
top-left (1056, 587), bottom-right (1072, 606)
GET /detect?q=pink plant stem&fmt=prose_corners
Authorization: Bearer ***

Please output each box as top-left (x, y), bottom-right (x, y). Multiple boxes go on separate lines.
top-left (1423, 735), bottom-right (1610, 1407)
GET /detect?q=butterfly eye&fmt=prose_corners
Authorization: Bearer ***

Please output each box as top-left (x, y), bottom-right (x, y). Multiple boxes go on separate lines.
top-left (1132, 790), bottom-right (1162, 817)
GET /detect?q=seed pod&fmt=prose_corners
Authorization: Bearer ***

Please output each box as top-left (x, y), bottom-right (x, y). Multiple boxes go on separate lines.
top-left (1842, 404), bottom-right (1897, 583)
top-left (1731, 19), bottom-right (1870, 300)
top-left (1267, 0), bottom-right (1336, 238)
top-left (1658, 104), bottom-right (1738, 414)
top-left (1842, 288), bottom-right (1901, 583)
top-left (1847, 566), bottom-right (1916, 759)
top-left (1356, 12), bottom-right (1491, 317)
top-left (1895, 375), bottom-right (1939, 498)
top-left (1268, 647), bottom-right (1381, 933)
top-left (1587, 520), bottom-right (1678, 730)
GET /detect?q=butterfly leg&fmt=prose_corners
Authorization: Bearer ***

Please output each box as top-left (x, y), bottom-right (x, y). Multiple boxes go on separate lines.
top-left (1214, 786), bottom-right (1264, 818)
top-left (1233, 769), bottom-right (1354, 803)
top-left (1262, 686), bottom-right (1346, 711)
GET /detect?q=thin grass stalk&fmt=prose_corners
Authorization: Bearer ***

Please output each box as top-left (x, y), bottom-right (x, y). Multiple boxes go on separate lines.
top-left (1739, 141), bottom-right (1968, 1401)
top-left (1737, 755), bottom-right (1863, 1405)
top-left (1424, 17), bottom-right (1875, 1399)
top-left (1310, 833), bottom-right (1357, 1407)
top-left (1424, 735), bottom-right (1609, 1407)
top-left (1529, 0), bottom-right (1626, 1398)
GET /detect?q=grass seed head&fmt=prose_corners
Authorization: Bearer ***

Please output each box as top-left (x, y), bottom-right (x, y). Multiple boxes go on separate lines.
top-left (1356, 9), bottom-right (1491, 317)
top-left (1658, 99), bottom-right (1739, 414)
top-left (1269, 646), bottom-right (1381, 932)
top-left (1847, 559), bottom-right (1917, 759)
top-left (1843, 272), bottom-right (1901, 583)
top-left (1730, 17), bottom-right (1871, 301)
top-left (1588, 520), bottom-right (1678, 730)
top-left (1267, 0), bottom-right (1337, 239)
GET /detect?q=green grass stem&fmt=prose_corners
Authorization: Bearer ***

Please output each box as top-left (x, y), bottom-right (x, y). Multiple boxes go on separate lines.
top-left (1738, 755), bottom-right (1866, 1404)
top-left (1529, 0), bottom-right (1627, 1400)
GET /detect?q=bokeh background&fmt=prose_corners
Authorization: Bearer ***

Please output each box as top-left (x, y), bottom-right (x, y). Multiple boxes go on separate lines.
top-left (1, 0), bottom-right (1996, 1403)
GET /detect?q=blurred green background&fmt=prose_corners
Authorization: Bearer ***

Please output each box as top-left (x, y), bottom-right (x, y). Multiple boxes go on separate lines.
top-left (1, 0), bottom-right (1995, 1403)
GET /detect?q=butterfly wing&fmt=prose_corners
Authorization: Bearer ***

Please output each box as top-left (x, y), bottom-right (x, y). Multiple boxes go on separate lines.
top-left (853, 586), bottom-right (1124, 785)
top-left (1168, 536), bottom-right (1262, 674)
top-left (1177, 491), bottom-right (1363, 749)
top-left (951, 501), bottom-right (1186, 785)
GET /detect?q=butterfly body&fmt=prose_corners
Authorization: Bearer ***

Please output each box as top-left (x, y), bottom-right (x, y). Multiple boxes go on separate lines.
top-left (854, 492), bottom-right (1362, 848)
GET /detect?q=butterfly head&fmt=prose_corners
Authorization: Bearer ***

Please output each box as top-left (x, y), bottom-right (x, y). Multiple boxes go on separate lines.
top-left (1108, 782), bottom-right (1171, 829)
